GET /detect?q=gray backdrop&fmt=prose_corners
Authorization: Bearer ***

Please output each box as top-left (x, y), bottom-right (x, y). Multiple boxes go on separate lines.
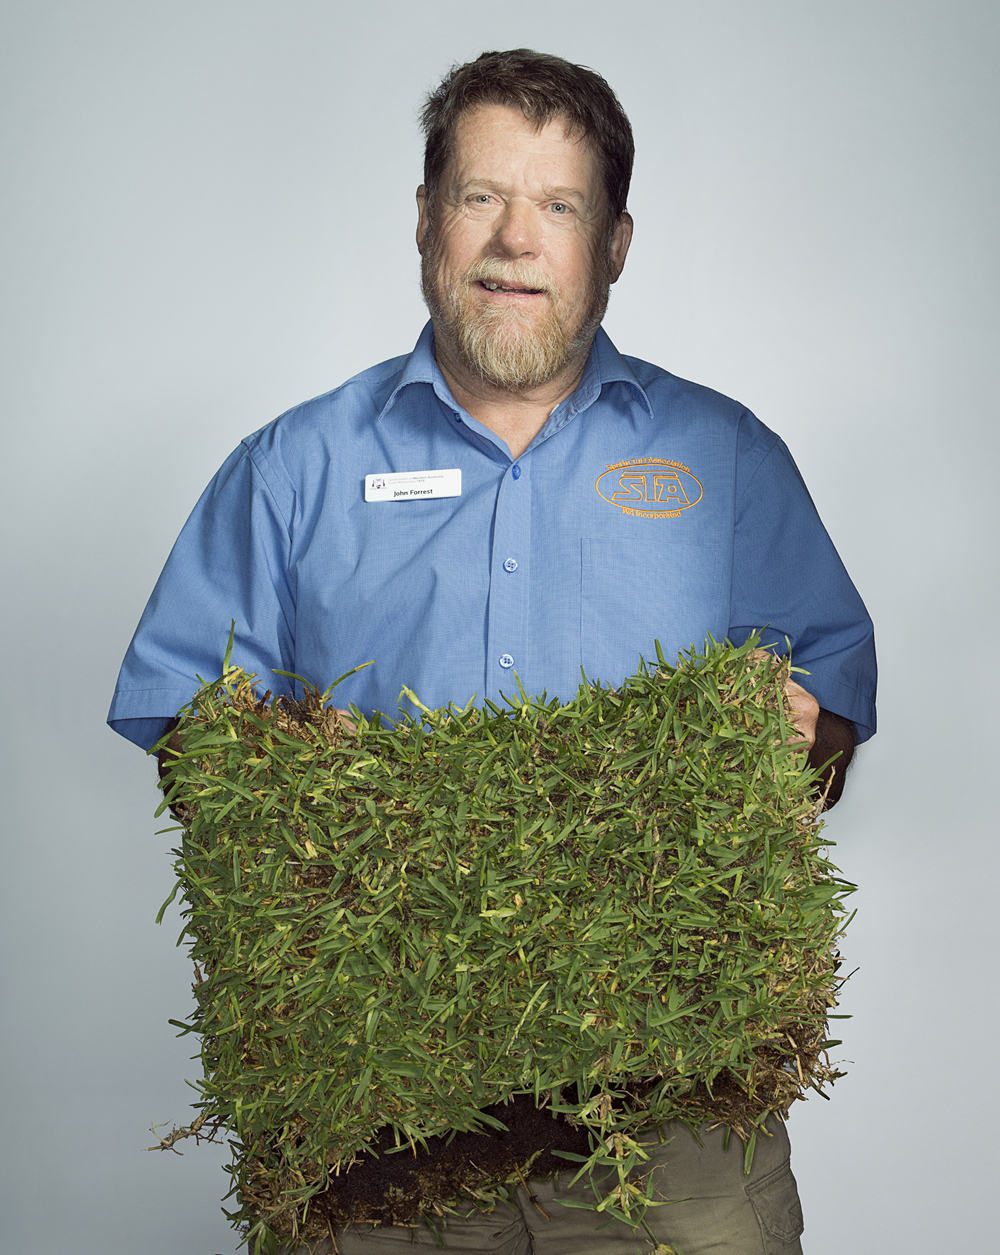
top-left (2, 2), bottom-right (997, 1251)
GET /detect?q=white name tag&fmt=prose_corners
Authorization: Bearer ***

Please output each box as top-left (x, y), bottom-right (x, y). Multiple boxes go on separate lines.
top-left (365, 468), bottom-right (462, 502)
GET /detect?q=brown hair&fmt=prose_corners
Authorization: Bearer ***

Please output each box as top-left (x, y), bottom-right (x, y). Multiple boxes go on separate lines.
top-left (420, 49), bottom-right (634, 226)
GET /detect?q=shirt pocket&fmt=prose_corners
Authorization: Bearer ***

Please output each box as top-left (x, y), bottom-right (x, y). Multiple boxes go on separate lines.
top-left (580, 536), bottom-right (729, 686)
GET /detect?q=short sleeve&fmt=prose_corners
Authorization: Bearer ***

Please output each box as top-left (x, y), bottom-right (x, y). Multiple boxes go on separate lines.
top-left (107, 440), bottom-right (297, 749)
top-left (729, 436), bottom-right (877, 742)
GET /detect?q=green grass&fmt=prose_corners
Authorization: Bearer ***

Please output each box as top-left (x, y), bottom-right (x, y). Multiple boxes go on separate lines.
top-left (155, 636), bottom-right (853, 1250)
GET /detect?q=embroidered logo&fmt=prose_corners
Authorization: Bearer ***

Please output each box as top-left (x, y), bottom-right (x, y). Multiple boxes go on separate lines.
top-left (596, 458), bottom-right (703, 518)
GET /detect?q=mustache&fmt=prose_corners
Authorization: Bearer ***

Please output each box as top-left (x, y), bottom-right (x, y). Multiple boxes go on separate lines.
top-left (459, 259), bottom-right (558, 296)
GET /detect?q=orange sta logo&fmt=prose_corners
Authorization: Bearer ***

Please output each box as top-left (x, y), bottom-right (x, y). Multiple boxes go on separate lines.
top-left (595, 458), bottom-right (703, 519)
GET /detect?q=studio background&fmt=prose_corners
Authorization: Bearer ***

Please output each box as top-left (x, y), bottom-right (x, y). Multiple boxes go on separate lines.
top-left (2, 2), bottom-right (996, 1252)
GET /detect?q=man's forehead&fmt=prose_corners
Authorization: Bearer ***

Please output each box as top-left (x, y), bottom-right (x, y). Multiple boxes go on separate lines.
top-left (446, 105), bottom-right (599, 190)
top-left (454, 102), bottom-right (583, 139)
top-left (451, 104), bottom-right (588, 152)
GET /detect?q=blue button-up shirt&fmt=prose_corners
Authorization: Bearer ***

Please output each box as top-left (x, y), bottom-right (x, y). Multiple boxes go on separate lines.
top-left (109, 323), bottom-right (876, 751)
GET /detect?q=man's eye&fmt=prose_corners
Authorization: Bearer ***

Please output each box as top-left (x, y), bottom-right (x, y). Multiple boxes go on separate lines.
top-left (550, 202), bottom-right (570, 214)
top-left (471, 194), bottom-right (492, 204)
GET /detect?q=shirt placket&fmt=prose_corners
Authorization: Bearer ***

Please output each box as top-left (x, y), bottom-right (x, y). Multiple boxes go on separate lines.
top-left (485, 457), bottom-right (532, 705)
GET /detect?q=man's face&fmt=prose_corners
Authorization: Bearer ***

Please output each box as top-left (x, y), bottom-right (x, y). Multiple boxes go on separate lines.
top-left (417, 104), bottom-right (631, 392)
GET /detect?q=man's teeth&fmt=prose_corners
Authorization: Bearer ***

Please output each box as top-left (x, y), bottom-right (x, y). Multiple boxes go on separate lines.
top-left (482, 281), bottom-right (540, 293)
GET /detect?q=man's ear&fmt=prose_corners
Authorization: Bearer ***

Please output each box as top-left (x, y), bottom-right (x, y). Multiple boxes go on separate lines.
top-left (416, 185), bottom-right (430, 253)
top-left (609, 212), bottom-right (633, 284)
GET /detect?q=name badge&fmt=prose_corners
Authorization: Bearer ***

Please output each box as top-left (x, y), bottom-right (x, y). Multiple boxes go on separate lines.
top-left (365, 469), bottom-right (462, 502)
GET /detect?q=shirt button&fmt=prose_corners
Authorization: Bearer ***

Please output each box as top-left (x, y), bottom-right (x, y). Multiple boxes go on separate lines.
top-left (499, 653), bottom-right (515, 669)
top-left (511, 464), bottom-right (521, 479)
top-left (503, 558), bottom-right (518, 573)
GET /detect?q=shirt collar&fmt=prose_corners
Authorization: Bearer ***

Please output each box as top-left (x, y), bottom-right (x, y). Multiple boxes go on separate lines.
top-left (377, 320), bottom-right (654, 428)
top-left (377, 322), bottom-right (455, 420)
top-left (550, 324), bottom-right (654, 423)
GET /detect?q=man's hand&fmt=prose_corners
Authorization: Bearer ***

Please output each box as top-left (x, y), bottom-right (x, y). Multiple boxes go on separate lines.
top-left (782, 677), bottom-right (857, 808)
top-left (156, 718), bottom-right (184, 817)
top-left (750, 651), bottom-right (856, 809)
top-left (157, 709), bottom-right (357, 794)
top-left (749, 649), bottom-right (818, 748)
top-left (784, 678), bottom-right (819, 749)
top-left (156, 707), bottom-right (356, 821)
top-left (783, 678), bottom-right (855, 808)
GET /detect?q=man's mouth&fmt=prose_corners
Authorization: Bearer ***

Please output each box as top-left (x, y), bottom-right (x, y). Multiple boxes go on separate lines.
top-left (478, 280), bottom-right (545, 295)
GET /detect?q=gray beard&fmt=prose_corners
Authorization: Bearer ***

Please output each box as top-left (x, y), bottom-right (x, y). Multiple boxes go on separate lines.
top-left (420, 241), bottom-right (612, 392)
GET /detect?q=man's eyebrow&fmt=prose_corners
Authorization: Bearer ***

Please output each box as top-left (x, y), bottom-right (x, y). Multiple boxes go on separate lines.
top-left (456, 178), bottom-right (591, 203)
top-left (542, 185), bottom-right (590, 202)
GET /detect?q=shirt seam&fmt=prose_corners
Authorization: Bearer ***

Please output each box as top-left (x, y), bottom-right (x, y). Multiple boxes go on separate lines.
top-left (239, 439), bottom-right (297, 649)
top-left (734, 419), bottom-right (782, 509)
top-left (725, 411), bottom-right (747, 638)
top-left (244, 438), bottom-right (295, 533)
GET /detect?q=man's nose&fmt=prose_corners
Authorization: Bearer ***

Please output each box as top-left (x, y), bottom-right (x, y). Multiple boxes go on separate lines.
top-left (491, 198), bottom-right (540, 258)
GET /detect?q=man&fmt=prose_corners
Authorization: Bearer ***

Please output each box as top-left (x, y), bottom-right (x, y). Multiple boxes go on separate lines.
top-left (110, 49), bottom-right (875, 1255)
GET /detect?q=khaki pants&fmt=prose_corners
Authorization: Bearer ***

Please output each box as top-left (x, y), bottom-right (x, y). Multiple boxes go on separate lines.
top-left (278, 1116), bottom-right (803, 1255)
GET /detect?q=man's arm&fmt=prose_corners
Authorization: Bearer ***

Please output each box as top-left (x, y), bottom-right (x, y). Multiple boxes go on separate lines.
top-left (107, 439), bottom-right (298, 751)
top-left (729, 428), bottom-right (877, 749)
